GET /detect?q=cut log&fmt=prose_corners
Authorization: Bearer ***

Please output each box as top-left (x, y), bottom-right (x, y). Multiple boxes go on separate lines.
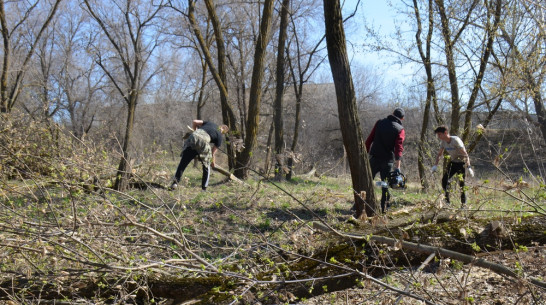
top-left (213, 165), bottom-right (249, 186)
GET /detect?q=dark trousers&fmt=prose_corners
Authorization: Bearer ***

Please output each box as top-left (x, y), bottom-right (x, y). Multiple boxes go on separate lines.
top-left (441, 161), bottom-right (466, 204)
top-left (370, 156), bottom-right (393, 213)
top-left (174, 147), bottom-right (210, 190)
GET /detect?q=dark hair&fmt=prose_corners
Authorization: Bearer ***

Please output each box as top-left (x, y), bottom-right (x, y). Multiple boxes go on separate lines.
top-left (434, 125), bottom-right (448, 134)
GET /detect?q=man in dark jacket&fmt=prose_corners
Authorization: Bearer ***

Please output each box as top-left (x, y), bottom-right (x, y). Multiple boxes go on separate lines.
top-left (365, 108), bottom-right (405, 213)
top-left (170, 120), bottom-right (229, 191)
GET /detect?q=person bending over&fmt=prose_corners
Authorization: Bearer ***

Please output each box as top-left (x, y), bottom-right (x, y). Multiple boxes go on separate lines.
top-left (170, 120), bottom-right (229, 191)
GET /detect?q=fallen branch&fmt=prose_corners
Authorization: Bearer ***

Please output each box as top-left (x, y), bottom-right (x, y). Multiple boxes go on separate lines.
top-left (212, 165), bottom-right (248, 186)
top-left (312, 222), bottom-right (546, 289)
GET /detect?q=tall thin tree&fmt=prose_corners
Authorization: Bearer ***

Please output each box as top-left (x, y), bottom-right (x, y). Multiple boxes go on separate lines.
top-left (234, 0), bottom-right (275, 179)
top-left (323, 0), bottom-right (377, 217)
top-left (273, 0), bottom-right (290, 181)
top-left (83, 0), bottom-right (165, 190)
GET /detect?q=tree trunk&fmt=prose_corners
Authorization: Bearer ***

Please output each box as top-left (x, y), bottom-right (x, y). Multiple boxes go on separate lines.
top-left (234, 0), bottom-right (275, 179)
top-left (196, 58), bottom-right (208, 120)
top-left (435, 0), bottom-right (461, 134)
top-left (414, 0), bottom-right (436, 189)
top-left (114, 98), bottom-right (137, 191)
top-left (187, 0), bottom-right (239, 170)
top-left (461, 0), bottom-right (502, 142)
top-left (273, 0), bottom-right (290, 181)
top-left (323, 0), bottom-right (376, 217)
top-left (264, 120), bottom-right (274, 175)
top-left (203, 0), bottom-right (239, 170)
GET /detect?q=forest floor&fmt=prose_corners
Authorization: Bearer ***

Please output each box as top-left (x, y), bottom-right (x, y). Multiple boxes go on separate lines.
top-left (1, 162), bottom-right (545, 304)
top-left (303, 246), bottom-right (545, 305)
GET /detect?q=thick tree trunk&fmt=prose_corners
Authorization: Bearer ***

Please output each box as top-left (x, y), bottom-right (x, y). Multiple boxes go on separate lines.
top-left (114, 99), bottom-right (137, 191)
top-left (273, 0), bottom-right (290, 181)
top-left (234, 0), bottom-right (275, 179)
top-left (323, 0), bottom-right (376, 217)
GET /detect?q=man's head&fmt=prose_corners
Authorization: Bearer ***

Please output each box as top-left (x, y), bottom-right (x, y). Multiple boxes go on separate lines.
top-left (434, 125), bottom-right (449, 141)
top-left (219, 124), bottom-right (230, 134)
top-left (393, 108), bottom-right (405, 120)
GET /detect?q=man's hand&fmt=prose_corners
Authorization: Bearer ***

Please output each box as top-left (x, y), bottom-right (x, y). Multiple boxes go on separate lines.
top-left (431, 165), bottom-right (438, 173)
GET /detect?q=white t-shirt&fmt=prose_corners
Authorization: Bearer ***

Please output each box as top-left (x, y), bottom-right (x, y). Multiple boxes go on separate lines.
top-left (441, 136), bottom-right (466, 163)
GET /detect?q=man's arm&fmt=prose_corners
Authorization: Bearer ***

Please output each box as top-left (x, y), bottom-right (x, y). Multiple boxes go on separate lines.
top-left (211, 146), bottom-right (217, 167)
top-left (459, 147), bottom-right (470, 167)
top-left (393, 129), bottom-right (405, 169)
top-left (434, 147), bottom-right (445, 166)
top-left (365, 122), bottom-right (377, 152)
top-left (192, 119), bottom-right (204, 130)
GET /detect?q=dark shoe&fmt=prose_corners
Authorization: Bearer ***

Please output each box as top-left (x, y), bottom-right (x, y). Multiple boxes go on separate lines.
top-left (169, 182), bottom-right (178, 191)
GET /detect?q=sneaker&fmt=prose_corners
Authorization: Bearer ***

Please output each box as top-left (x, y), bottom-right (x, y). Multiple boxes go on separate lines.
top-left (169, 183), bottom-right (178, 190)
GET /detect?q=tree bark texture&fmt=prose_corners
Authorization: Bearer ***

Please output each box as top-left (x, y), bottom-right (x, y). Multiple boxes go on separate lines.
top-left (414, 0), bottom-right (436, 189)
top-left (234, 0), bottom-right (275, 179)
top-left (323, 0), bottom-right (376, 217)
top-left (273, 0), bottom-right (290, 181)
top-left (189, 0), bottom-right (239, 170)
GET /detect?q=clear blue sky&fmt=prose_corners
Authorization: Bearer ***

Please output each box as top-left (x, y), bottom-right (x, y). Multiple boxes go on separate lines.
top-left (343, 0), bottom-right (411, 82)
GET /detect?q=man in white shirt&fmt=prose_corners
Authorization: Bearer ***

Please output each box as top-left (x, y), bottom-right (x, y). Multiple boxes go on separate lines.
top-left (432, 125), bottom-right (474, 206)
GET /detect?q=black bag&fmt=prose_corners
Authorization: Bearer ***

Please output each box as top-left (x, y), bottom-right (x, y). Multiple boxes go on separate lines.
top-left (388, 171), bottom-right (407, 189)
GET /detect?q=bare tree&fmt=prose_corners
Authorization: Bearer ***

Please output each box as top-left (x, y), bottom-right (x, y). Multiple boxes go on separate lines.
top-left (234, 0), bottom-right (275, 179)
top-left (433, 0), bottom-right (502, 140)
top-left (434, 0), bottom-right (479, 135)
top-left (413, 0), bottom-right (437, 189)
top-left (285, 0), bottom-right (326, 180)
top-left (497, 0), bottom-right (546, 143)
top-left (55, 5), bottom-right (103, 139)
top-left (178, 0), bottom-right (240, 169)
top-left (0, 0), bottom-right (62, 113)
top-left (83, 0), bottom-right (166, 190)
top-left (272, 0), bottom-right (290, 181)
top-left (323, 0), bottom-right (377, 217)
top-left (460, 0), bottom-right (503, 142)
